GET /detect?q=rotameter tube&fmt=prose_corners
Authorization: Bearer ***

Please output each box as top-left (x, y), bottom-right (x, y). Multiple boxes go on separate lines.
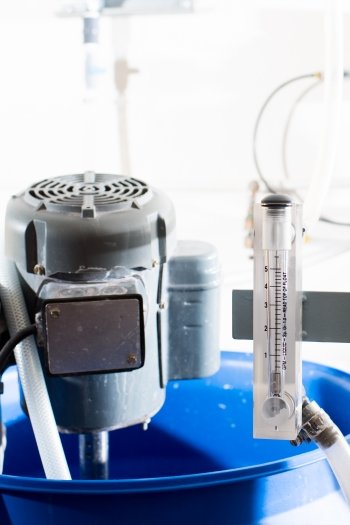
top-left (253, 195), bottom-right (302, 440)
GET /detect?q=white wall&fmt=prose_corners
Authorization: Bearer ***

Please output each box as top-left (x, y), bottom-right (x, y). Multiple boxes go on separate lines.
top-left (0, 0), bottom-right (349, 196)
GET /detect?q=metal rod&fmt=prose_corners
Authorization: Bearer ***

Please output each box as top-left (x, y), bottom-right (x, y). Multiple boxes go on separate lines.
top-left (79, 431), bottom-right (109, 480)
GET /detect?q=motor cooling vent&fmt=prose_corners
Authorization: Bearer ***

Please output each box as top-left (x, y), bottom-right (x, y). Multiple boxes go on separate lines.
top-left (6, 172), bottom-right (176, 274)
top-left (25, 173), bottom-right (152, 217)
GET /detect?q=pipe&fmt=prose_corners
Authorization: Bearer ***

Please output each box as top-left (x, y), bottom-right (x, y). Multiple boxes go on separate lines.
top-left (112, 18), bottom-right (134, 176)
top-left (79, 431), bottom-right (109, 480)
top-left (82, 1), bottom-right (105, 171)
top-left (0, 258), bottom-right (71, 480)
top-left (303, 0), bottom-right (344, 230)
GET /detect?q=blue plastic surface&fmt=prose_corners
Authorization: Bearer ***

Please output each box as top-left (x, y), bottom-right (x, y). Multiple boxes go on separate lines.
top-left (0, 352), bottom-right (349, 524)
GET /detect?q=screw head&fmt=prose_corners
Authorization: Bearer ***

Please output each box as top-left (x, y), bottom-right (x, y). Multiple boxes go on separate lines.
top-left (49, 307), bottom-right (61, 319)
top-left (33, 264), bottom-right (45, 275)
top-left (127, 353), bottom-right (137, 365)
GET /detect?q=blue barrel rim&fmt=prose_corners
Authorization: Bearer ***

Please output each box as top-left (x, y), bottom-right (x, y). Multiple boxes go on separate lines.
top-left (0, 352), bottom-right (348, 495)
top-left (0, 448), bottom-right (329, 495)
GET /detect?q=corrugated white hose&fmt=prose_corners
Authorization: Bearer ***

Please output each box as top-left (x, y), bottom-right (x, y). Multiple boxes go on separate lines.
top-left (303, 0), bottom-right (344, 230)
top-left (0, 426), bottom-right (6, 474)
top-left (324, 436), bottom-right (350, 503)
top-left (299, 400), bottom-right (350, 504)
top-left (0, 259), bottom-right (71, 480)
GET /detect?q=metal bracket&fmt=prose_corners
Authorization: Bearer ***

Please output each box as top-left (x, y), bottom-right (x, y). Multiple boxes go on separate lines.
top-left (232, 290), bottom-right (350, 343)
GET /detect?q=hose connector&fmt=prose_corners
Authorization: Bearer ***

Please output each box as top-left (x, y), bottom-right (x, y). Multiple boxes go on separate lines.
top-left (291, 397), bottom-right (340, 449)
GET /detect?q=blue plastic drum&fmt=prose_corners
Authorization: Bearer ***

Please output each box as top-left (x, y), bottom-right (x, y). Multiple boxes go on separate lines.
top-left (0, 352), bottom-right (349, 524)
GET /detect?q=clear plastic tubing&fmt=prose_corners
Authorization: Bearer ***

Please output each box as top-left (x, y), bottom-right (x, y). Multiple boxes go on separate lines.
top-left (253, 194), bottom-right (303, 440)
top-left (303, 0), bottom-right (344, 229)
top-left (0, 258), bottom-right (71, 480)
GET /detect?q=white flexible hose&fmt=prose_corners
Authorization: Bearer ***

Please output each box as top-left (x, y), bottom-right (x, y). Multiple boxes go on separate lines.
top-left (322, 434), bottom-right (350, 504)
top-left (0, 425), bottom-right (6, 474)
top-left (303, 0), bottom-right (344, 230)
top-left (0, 259), bottom-right (71, 480)
top-left (301, 399), bottom-right (350, 505)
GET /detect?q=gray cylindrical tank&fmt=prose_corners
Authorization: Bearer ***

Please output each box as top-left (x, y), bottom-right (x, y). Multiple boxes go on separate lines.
top-left (167, 240), bottom-right (220, 380)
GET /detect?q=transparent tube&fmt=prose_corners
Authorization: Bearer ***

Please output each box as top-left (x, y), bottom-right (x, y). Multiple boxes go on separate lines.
top-left (253, 195), bottom-right (302, 439)
top-left (0, 259), bottom-right (71, 480)
top-left (303, 0), bottom-right (343, 229)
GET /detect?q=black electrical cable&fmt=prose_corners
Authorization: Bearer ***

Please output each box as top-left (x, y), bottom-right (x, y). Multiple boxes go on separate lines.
top-left (252, 72), bottom-right (321, 194)
top-left (282, 78), bottom-right (322, 182)
top-left (0, 324), bottom-right (37, 447)
top-left (253, 70), bottom-right (350, 227)
top-left (280, 70), bottom-right (350, 227)
top-left (283, 71), bottom-right (350, 178)
top-left (0, 324), bottom-right (37, 376)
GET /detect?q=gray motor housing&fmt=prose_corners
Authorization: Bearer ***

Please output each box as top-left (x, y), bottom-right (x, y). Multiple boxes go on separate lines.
top-left (5, 173), bottom-right (220, 433)
top-left (6, 172), bottom-right (176, 273)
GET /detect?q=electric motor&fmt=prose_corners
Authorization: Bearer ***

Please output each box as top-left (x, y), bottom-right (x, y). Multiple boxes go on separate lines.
top-left (5, 172), bottom-right (220, 433)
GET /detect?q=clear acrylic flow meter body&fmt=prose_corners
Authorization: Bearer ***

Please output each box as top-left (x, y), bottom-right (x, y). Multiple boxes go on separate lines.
top-left (253, 195), bottom-right (302, 440)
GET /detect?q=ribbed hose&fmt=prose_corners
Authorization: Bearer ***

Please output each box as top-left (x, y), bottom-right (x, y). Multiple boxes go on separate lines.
top-left (294, 399), bottom-right (350, 504)
top-left (323, 434), bottom-right (350, 503)
top-left (0, 425), bottom-right (6, 474)
top-left (0, 259), bottom-right (71, 480)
